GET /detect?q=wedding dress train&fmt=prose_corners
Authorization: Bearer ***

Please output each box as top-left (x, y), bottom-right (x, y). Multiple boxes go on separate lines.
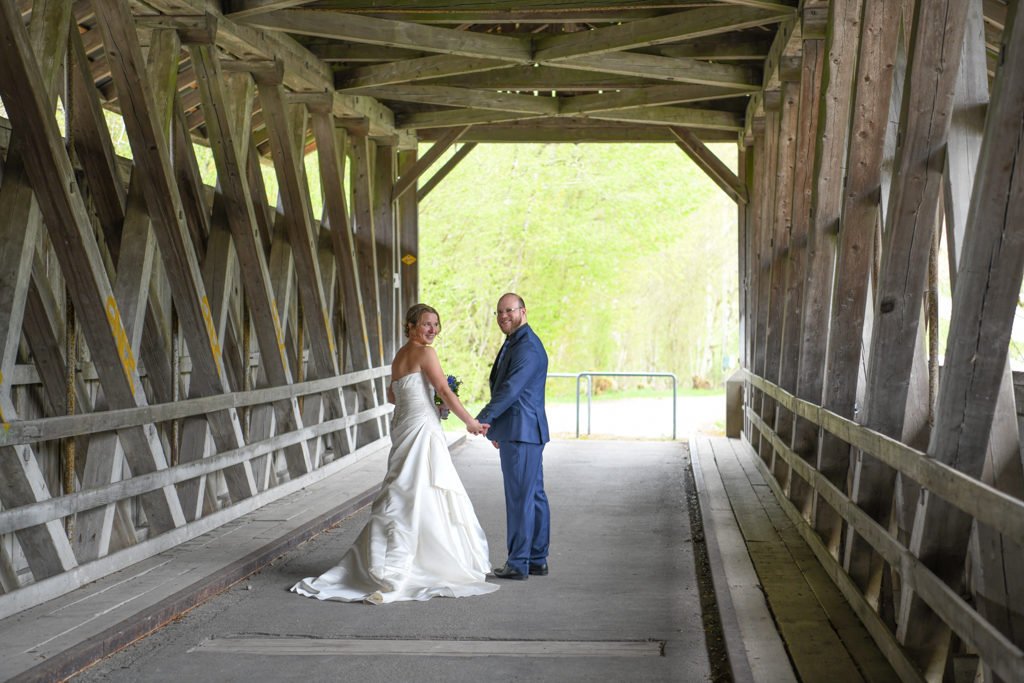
top-left (290, 372), bottom-right (498, 604)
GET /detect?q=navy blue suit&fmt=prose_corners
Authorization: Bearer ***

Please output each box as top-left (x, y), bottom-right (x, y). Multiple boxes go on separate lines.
top-left (477, 324), bottom-right (551, 573)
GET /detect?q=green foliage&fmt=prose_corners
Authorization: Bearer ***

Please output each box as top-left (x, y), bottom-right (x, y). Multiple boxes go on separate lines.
top-left (419, 143), bottom-right (740, 404)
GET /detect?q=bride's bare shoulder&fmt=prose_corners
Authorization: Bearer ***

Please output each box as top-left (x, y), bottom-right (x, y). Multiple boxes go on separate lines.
top-left (391, 343), bottom-right (434, 380)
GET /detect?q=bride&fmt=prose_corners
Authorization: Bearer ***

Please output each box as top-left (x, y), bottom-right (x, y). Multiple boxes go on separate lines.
top-left (290, 304), bottom-right (499, 604)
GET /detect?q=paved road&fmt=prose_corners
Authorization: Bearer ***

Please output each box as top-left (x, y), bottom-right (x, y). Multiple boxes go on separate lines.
top-left (74, 439), bottom-right (713, 682)
top-left (546, 394), bottom-right (726, 439)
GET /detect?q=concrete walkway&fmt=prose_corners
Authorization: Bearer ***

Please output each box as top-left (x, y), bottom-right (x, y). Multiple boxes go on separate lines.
top-left (0, 434), bottom-right (897, 682)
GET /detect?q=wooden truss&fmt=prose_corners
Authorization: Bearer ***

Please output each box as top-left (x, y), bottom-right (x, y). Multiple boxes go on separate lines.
top-left (744, 0), bottom-right (1024, 681)
top-left (0, 2), bottom-right (1021, 682)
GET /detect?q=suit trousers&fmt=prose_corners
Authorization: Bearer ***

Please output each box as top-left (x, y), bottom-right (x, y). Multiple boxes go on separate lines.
top-left (498, 441), bottom-right (550, 573)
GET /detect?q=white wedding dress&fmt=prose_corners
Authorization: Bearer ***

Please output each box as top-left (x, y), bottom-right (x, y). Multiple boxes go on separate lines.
top-left (290, 372), bottom-right (499, 604)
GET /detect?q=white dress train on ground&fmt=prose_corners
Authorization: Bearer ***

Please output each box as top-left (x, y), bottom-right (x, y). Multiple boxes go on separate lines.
top-left (290, 372), bottom-right (498, 604)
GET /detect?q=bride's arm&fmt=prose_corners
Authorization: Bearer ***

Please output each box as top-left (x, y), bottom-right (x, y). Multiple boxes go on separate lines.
top-left (420, 347), bottom-right (482, 432)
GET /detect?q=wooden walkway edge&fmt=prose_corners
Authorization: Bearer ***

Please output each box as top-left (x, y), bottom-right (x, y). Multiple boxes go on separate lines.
top-left (691, 435), bottom-right (899, 683)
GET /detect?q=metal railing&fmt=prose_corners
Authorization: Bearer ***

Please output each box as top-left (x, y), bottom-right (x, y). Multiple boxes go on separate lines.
top-left (548, 372), bottom-right (678, 439)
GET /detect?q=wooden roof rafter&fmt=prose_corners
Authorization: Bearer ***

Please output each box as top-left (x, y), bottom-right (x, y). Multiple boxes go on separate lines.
top-left (34, 0), bottom-right (1013, 150)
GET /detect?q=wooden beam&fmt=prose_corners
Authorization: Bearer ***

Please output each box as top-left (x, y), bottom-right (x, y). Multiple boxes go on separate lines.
top-left (898, 0), bottom-right (1024, 671)
top-left (584, 106), bottom-right (743, 132)
top-left (392, 125), bottom-right (469, 201)
top-left (533, 6), bottom-right (792, 62)
top-left (846, 0), bottom-right (971, 623)
top-left (669, 127), bottom-right (746, 203)
top-left (761, 81), bottom-right (800, 484)
top-left (336, 54), bottom-right (510, 90)
top-left (69, 20), bottom-right (126, 252)
top-left (775, 37), bottom-right (825, 516)
top-left (398, 108), bottom-right (541, 130)
top-left (350, 133), bottom-right (389, 440)
top-left (345, 84), bottom-right (560, 115)
top-left (788, 0), bottom-right (861, 540)
top-left (416, 120), bottom-right (738, 143)
top-left (943, 1), bottom-right (1024, 651)
top-left (555, 51), bottom-right (761, 89)
top-left (0, 0), bottom-right (187, 537)
top-left (562, 84), bottom-right (749, 115)
top-left (309, 120), bottom-right (383, 441)
top-left (257, 79), bottom-right (348, 416)
top-left (752, 113), bottom-right (779, 464)
top-left (188, 43), bottom-right (314, 478)
top-left (398, 149), bottom-right (420, 316)
top-left (417, 142), bottom-right (477, 202)
top-left (0, 0), bottom-right (79, 582)
top-left (92, 2), bottom-right (259, 506)
top-left (241, 10), bottom-right (532, 62)
top-left (373, 144), bottom-right (397, 361)
top-left (815, 0), bottom-right (902, 550)
top-left (432, 65), bottom-right (660, 91)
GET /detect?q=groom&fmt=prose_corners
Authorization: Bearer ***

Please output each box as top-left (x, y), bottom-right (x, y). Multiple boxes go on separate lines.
top-left (477, 293), bottom-right (551, 581)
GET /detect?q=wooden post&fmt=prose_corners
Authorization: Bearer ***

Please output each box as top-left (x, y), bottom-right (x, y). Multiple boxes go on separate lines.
top-left (815, 0), bottom-right (902, 552)
top-left (844, 0), bottom-right (970, 608)
top-left (778, 36), bottom-right (824, 517)
top-left (897, 0), bottom-right (1024, 672)
top-left (398, 149), bottom-right (420, 317)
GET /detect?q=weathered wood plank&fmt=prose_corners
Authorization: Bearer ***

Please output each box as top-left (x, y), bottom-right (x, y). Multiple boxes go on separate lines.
top-left (187, 44), bottom-right (314, 478)
top-left (336, 55), bottom-right (509, 90)
top-left (345, 84), bottom-right (560, 116)
top-left (815, 0), bottom-right (902, 549)
top-left (775, 38), bottom-right (824, 516)
top-left (0, 0), bottom-right (186, 537)
top-left (92, 3), bottom-right (259, 507)
top-left (788, 0), bottom-right (860, 550)
top-left (753, 112), bottom-right (779, 462)
top-left (257, 78), bottom-right (347, 417)
top-left (350, 133), bottom-right (391, 441)
top-left (670, 127), bottom-right (746, 204)
top-left (898, 0), bottom-right (1024, 671)
top-left (392, 125), bottom-right (469, 201)
top-left (398, 149), bottom-right (420, 316)
top-left (417, 143), bottom-right (475, 202)
top-left (562, 84), bottom-right (750, 116)
top-left (244, 10), bottom-right (531, 63)
top-left (745, 381), bottom-right (1024, 682)
top-left (584, 106), bottom-right (743, 132)
top-left (747, 372), bottom-right (1024, 550)
top-left (762, 81), bottom-right (800, 486)
top-left (373, 143), bottom-right (397, 362)
top-left (308, 119), bottom-right (383, 442)
top-left (845, 0), bottom-right (971, 609)
top-left (555, 52), bottom-right (760, 89)
top-left (949, 1), bottom-right (1024, 653)
top-left (533, 6), bottom-right (791, 62)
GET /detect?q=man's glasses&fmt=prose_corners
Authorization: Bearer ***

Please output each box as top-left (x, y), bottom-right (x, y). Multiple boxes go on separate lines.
top-left (494, 306), bottom-right (523, 317)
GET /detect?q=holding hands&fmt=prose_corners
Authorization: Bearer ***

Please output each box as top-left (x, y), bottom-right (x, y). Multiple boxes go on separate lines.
top-left (467, 419), bottom-right (490, 437)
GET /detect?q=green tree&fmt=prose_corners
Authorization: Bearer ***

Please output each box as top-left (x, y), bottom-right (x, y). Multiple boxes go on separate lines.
top-left (420, 143), bottom-right (738, 404)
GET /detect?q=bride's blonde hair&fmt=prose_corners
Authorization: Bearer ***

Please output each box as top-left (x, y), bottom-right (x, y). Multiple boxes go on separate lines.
top-left (404, 303), bottom-right (441, 338)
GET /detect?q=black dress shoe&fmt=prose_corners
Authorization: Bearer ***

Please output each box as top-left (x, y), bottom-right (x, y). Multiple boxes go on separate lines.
top-left (492, 564), bottom-right (528, 581)
top-left (528, 563), bottom-right (549, 576)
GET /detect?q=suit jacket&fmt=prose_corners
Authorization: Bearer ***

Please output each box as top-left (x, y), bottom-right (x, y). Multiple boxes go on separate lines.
top-left (477, 323), bottom-right (550, 444)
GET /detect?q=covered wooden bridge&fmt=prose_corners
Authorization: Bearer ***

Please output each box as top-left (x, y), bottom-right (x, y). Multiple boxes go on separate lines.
top-left (0, 1), bottom-right (1021, 681)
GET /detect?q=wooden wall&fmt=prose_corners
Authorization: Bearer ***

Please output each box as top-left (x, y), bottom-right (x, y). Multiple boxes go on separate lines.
top-left (0, 1), bottom-right (415, 616)
top-left (742, 0), bottom-right (1024, 680)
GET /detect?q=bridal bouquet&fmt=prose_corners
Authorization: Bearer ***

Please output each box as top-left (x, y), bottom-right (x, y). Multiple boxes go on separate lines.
top-left (435, 374), bottom-right (462, 419)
